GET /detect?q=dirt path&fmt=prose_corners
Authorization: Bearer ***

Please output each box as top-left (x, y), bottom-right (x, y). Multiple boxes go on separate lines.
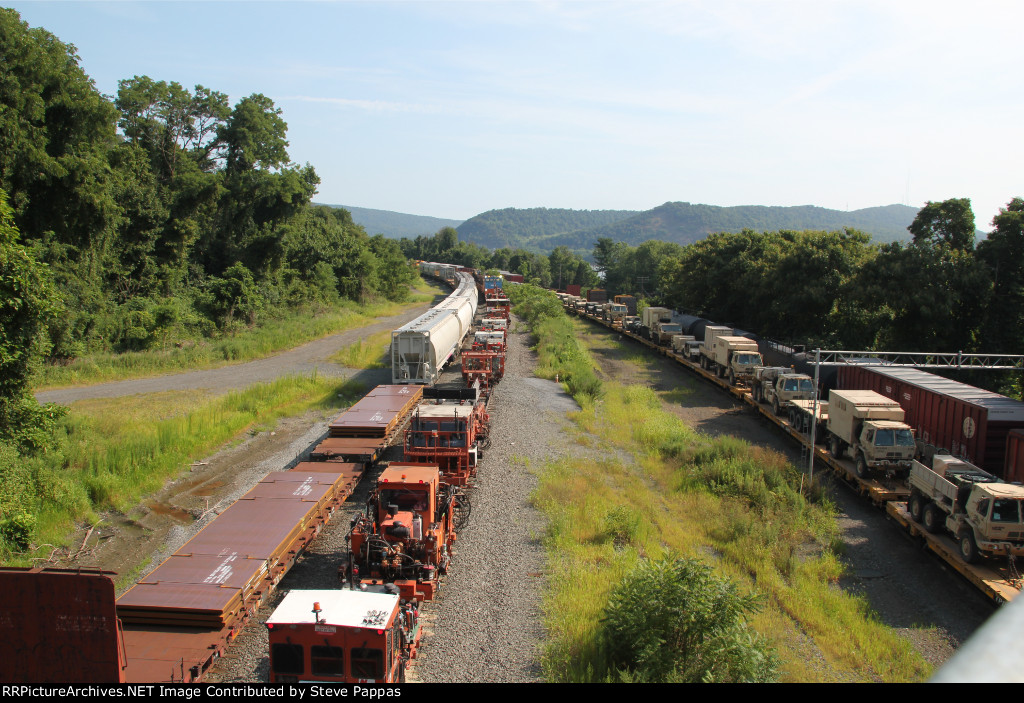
top-left (35, 301), bottom-right (440, 405)
top-left (575, 319), bottom-right (994, 671)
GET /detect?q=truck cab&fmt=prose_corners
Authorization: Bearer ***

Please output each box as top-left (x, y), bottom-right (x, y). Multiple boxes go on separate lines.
top-left (828, 389), bottom-right (915, 479)
top-left (859, 420), bottom-right (916, 472)
top-left (908, 457), bottom-right (1024, 563)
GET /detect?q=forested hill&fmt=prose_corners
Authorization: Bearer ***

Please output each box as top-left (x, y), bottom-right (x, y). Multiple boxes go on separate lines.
top-left (324, 204), bottom-right (463, 239)
top-left (541, 202), bottom-right (921, 251)
top-left (456, 207), bottom-right (638, 250)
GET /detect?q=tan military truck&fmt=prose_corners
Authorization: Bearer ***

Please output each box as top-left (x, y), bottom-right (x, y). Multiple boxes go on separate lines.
top-left (700, 327), bottom-right (762, 385)
top-left (826, 389), bottom-right (915, 479)
top-left (908, 456), bottom-right (1024, 564)
top-left (602, 302), bottom-right (628, 327)
top-left (671, 334), bottom-right (696, 354)
top-left (640, 307), bottom-right (672, 341)
top-left (752, 366), bottom-right (816, 415)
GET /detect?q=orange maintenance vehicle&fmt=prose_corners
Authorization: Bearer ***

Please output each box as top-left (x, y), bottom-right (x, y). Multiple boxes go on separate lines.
top-left (404, 401), bottom-right (491, 486)
top-left (345, 463), bottom-right (466, 602)
top-left (266, 588), bottom-right (421, 684)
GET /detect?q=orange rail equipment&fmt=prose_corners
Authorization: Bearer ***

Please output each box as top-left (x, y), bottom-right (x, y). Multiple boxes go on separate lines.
top-left (266, 588), bottom-right (421, 684)
top-left (345, 463), bottom-right (468, 602)
top-left (403, 402), bottom-right (491, 485)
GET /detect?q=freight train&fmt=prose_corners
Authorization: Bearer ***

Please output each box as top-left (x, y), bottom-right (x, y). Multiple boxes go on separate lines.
top-left (563, 293), bottom-right (1024, 604)
top-left (0, 263), bottom-right (508, 684)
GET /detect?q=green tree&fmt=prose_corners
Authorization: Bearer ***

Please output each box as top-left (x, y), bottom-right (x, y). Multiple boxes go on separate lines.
top-left (978, 198), bottom-right (1024, 354)
top-left (908, 198), bottom-right (976, 251)
top-left (0, 8), bottom-right (119, 250)
top-left (600, 556), bottom-right (777, 683)
top-left (0, 188), bottom-right (65, 451)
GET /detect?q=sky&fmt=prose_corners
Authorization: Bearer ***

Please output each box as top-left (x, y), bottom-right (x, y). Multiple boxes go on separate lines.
top-left (6, 0), bottom-right (1023, 227)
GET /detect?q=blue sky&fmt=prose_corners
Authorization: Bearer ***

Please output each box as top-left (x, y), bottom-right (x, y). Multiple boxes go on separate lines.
top-left (7, 1), bottom-right (1023, 227)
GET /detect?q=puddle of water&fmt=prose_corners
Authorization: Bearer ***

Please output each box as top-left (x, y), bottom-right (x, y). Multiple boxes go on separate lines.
top-left (146, 500), bottom-right (193, 523)
top-left (190, 480), bottom-right (226, 497)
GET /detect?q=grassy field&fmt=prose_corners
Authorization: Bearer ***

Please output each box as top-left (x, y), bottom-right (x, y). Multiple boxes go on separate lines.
top-left (330, 329), bottom-right (393, 369)
top-left (509, 284), bottom-right (931, 683)
top-left (35, 280), bottom-right (438, 389)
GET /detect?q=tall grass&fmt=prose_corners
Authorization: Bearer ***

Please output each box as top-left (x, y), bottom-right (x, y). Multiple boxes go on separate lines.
top-left (2, 375), bottom-right (363, 565)
top-left (511, 284), bottom-right (931, 682)
top-left (331, 329), bottom-right (393, 369)
top-left (36, 284), bottom-right (437, 389)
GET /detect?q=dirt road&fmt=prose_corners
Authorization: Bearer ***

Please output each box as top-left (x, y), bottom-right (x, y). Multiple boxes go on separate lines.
top-left (35, 302), bottom-right (439, 405)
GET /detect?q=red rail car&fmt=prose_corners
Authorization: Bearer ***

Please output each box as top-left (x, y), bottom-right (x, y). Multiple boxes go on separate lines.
top-left (0, 568), bottom-right (125, 683)
top-left (403, 401), bottom-right (490, 485)
top-left (837, 365), bottom-right (1024, 478)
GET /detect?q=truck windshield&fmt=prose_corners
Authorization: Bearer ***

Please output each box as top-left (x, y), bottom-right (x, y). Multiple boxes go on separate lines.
top-left (875, 429), bottom-right (915, 447)
top-left (735, 354), bottom-right (760, 365)
top-left (991, 499), bottom-right (1022, 523)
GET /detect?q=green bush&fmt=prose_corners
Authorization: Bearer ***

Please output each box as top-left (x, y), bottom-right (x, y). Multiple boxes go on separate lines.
top-left (0, 510), bottom-right (35, 551)
top-left (600, 556), bottom-right (778, 682)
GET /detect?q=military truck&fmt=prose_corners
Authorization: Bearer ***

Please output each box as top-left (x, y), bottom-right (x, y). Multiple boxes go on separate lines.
top-left (602, 302), bottom-right (628, 327)
top-left (640, 307), bottom-right (672, 341)
top-left (789, 399), bottom-right (829, 437)
top-left (700, 327), bottom-right (762, 385)
top-left (908, 456), bottom-right (1024, 564)
top-left (752, 366), bottom-right (815, 415)
top-left (671, 334), bottom-right (696, 354)
top-left (826, 389), bottom-right (915, 479)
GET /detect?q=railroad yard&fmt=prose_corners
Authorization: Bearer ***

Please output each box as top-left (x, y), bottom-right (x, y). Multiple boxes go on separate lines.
top-left (2, 267), bottom-right (1012, 683)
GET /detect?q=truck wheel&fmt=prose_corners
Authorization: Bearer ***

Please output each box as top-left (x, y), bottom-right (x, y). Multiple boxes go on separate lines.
top-left (728, 368), bottom-right (736, 386)
top-left (960, 531), bottom-right (980, 564)
top-left (922, 504), bottom-right (943, 534)
top-left (829, 435), bottom-right (842, 459)
top-left (908, 492), bottom-right (925, 523)
top-left (772, 397), bottom-right (781, 416)
top-left (855, 455), bottom-right (869, 479)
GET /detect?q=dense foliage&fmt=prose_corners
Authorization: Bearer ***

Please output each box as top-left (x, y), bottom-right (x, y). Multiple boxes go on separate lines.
top-left (0, 8), bottom-right (415, 366)
top-left (400, 227), bottom-right (599, 290)
top-left (600, 556), bottom-right (778, 682)
top-left (0, 8), bottom-right (417, 553)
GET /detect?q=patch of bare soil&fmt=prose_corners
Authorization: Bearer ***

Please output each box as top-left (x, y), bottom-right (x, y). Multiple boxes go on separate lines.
top-left (576, 320), bottom-right (994, 672)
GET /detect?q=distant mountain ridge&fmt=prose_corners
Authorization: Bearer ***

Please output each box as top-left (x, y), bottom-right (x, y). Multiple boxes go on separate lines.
top-left (547, 202), bottom-right (921, 250)
top-left (457, 207), bottom-right (638, 250)
top-left (321, 204), bottom-right (463, 239)
top-left (329, 201), bottom-right (922, 252)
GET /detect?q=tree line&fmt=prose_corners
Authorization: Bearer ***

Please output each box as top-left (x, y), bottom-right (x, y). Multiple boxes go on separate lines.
top-left (399, 226), bottom-right (600, 290)
top-left (593, 197), bottom-right (1024, 394)
top-left (0, 10), bottom-right (415, 456)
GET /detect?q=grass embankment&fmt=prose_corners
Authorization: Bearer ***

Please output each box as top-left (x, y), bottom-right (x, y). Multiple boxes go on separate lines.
top-left (509, 285), bottom-right (931, 683)
top-left (330, 329), bottom-right (393, 369)
top-left (36, 280), bottom-right (438, 389)
top-left (1, 374), bottom-right (363, 566)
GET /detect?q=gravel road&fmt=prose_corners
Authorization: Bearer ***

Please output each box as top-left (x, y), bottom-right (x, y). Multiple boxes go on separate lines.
top-left (34, 303), bottom-right (438, 405)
